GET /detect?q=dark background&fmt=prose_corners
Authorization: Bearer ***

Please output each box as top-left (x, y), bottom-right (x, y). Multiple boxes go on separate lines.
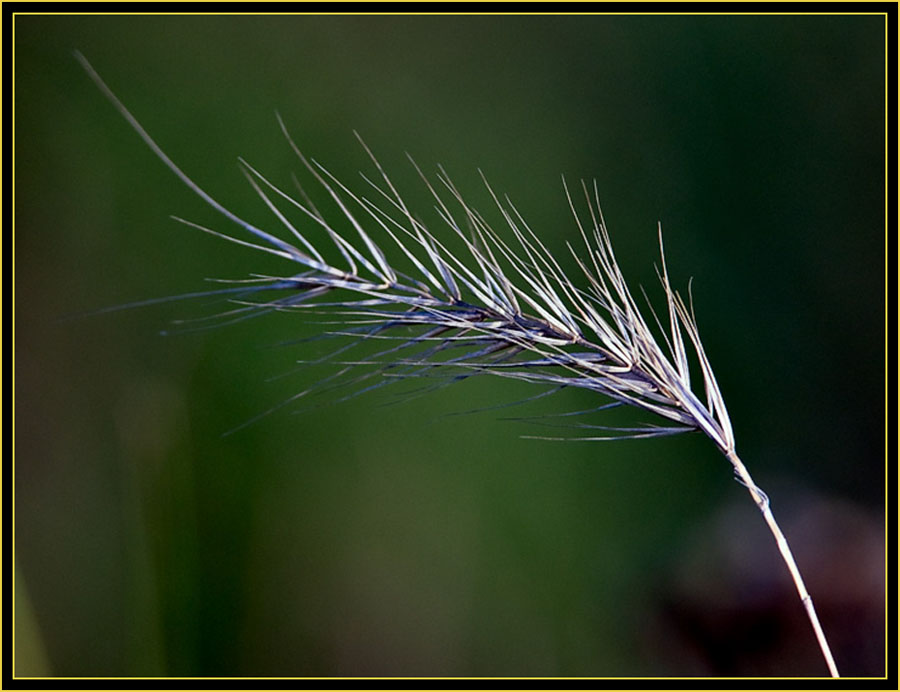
top-left (14, 14), bottom-right (885, 677)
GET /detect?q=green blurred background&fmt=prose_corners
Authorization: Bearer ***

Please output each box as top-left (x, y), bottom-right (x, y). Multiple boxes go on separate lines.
top-left (15, 14), bottom-right (885, 677)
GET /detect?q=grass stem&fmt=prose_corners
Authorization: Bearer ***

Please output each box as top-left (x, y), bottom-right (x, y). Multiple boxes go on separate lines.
top-left (727, 450), bottom-right (840, 677)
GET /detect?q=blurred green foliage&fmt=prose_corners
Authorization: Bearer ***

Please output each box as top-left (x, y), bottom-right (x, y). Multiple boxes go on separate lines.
top-left (15, 14), bottom-right (884, 677)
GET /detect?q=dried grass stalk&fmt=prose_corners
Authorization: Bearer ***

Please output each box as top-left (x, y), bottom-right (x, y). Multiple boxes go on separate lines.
top-left (77, 52), bottom-right (839, 677)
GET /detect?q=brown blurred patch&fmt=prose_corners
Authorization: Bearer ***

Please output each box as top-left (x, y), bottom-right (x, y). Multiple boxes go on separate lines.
top-left (646, 490), bottom-right (884, 677)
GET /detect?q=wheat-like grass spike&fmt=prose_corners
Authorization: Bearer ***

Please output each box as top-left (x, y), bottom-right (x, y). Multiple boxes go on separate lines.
top-left (76, 51), bottom-right (840, 678)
